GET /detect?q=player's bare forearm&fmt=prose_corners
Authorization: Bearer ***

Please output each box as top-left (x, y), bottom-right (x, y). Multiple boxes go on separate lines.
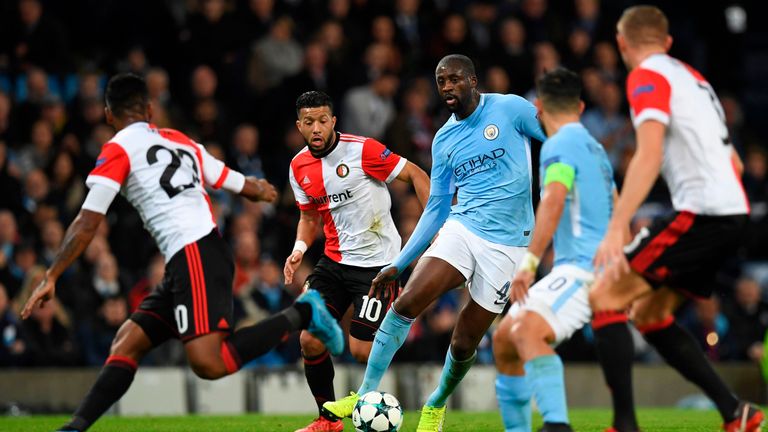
top-left (527, 182), bottom-right (567, 257)
top-left (610, 121), bottom-right (664, 232)
top-left (396, 161), bottom-right (430, 208)
top-left (613, 188), bottom-right (631, 243)
top-left (296, 209), bottom-right (321, 245)
top-left (47, 209), bottom-right (104, 281)
top-left (240, 177), bottom-right (278, 202)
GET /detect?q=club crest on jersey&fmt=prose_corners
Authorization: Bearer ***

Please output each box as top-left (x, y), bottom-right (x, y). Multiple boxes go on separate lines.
top-left (336, 163), bottom-right (349, 178)
top-left (483, 124), bottom-right (499, 141)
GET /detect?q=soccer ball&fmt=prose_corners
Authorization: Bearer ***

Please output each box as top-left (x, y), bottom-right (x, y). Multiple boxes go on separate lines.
top-left (351, 391), bottom-right (403, 432)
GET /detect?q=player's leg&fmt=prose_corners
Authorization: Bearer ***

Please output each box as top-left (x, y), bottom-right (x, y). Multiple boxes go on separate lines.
top-left (426, 298), bottom-right (495, 407)
top-left (297, 258), bottom-right (349, 429)
top-left (357, 257), bottom-right (465, 395)
top-left (184, 293), bottom-right (340, 379)
top-left (493, 314), bottom-right (532, 432)
top-left (181, 235), bottom-right (343, 378)
top-left (346, 261), bottom-right (399, 365)
top-left (512, 311), bottom-right (568, 431)
top-left (502, 265), bottom-right (593, 432)
top-left (348, 337), bottom-right (372, 363)
top-left (415, 297), bottom-right (495, 431)
top-left (323, 223), bottom-right (470, 420)
top-left (589, 270), bottom-right (651, 432)
top-left (632, 288), bottom-right (762, 429)
top-left (299, 256), bottom-right (350, 418)
top-left (59, 309), bottom-right (169, 432)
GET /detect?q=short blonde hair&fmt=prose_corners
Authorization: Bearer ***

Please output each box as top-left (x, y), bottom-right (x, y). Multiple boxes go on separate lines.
top-left (617, 5), bottom-right (668, 46)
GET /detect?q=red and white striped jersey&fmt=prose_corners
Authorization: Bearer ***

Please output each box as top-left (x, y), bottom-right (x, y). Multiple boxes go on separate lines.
top-left (627, 53), bottom-right (749, 215)
top-left (289, 133), bottom-right (407, 267)
top-left (86, 122), bottom-right (235, 261)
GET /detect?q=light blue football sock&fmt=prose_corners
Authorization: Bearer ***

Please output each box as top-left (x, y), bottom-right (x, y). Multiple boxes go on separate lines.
top-left (524, 354), bottom-right (569, 424)
top-left (357, 308), bottom-right (414, 395)
top-left (496, 373), bottom-right (532, 432)
top-left (425, 348), bottom-right (477, 408)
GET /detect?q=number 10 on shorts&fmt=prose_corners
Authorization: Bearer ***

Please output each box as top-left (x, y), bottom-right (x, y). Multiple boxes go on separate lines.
top-left (359, 295), bottom-right (382, 322)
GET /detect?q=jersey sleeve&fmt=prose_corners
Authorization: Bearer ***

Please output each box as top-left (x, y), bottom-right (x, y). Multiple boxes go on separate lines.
top-left (361, 138), bottom-right (407, 183)
top-left (511, 95), bottom-right (547, 142)
top-left (540, 139), bottom-right (576, 190)
top-left (627, 68), bottom-right (671, 127)
top-left (288, 164), bottom-right (314, 211)
top-left (86, 142), bottom-right (131, 192)
top-left (429, 134), bottom-right (456, 196)
top-left (197, 144), bottom-right (245, 192)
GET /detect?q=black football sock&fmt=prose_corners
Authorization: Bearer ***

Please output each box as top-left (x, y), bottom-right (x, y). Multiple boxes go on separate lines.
top-left (62, 356), bottom-right (138, 431)
top-left (221, 303), bottom-right (312, 373)
top-left (641, 319), bottom-right (739, 421)
top-left (303, 350), bottom-right (336, 416)
top-left (592, 311), bottom-right (639, 432)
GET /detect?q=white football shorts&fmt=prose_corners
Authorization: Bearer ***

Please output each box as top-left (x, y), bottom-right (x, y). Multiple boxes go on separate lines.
top-left (422, 219), bottom-right (526, 314)
top-left (506, 264), bottom-right (593, 344)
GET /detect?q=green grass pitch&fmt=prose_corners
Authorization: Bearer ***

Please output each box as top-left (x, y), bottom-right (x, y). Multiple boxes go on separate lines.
top-left (0, 408), bottom-right (728, 431)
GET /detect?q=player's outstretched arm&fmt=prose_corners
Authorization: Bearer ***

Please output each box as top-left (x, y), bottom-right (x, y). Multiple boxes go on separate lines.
top-left (510, 181), bottom-right (568, 305)
top-left (284, 209), bottom-right (321, 285)
top-left (240, 176), bottom-right (278, 203)
top-left (394, 161), bottom-right (431, 208)
top-left (21, 209), bottom-right (104, 319)
top-left (370, 193), bottom-right (452, 298)
top-left (594, 120), bottom-right (665, 279)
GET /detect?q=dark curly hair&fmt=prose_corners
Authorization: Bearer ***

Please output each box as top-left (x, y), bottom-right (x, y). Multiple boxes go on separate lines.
top-left (295, 91), bottom-right (334, 118)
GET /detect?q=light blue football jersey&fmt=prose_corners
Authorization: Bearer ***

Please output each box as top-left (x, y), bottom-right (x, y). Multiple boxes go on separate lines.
top-left (540, 122), bottom-right (614, 271)
top-left (430, 93), bottom-right (546, 246)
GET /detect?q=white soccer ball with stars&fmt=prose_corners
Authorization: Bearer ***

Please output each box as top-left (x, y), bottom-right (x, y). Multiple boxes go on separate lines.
top-left (351, 391), bottom-right (403, 432)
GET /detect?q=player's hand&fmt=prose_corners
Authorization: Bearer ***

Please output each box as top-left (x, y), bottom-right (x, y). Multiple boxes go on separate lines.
top-left (509, 269), bottom-right (535, 305)
top-left (21, 274), bottom-right (56, 319)
top-left (369, 266), bottom-right (399, 299)
top-left (594, 226), bottom-right (630, 281)
top-left (283, 250), bottom-right (303, 285)
top-left (244, 177), bottom-right (278, 203)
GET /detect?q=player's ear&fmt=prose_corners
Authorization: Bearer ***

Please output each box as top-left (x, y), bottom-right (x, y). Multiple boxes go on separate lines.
top-left (664, 35), bottom-right (673, 51)
top-left (578, 100), bottom-right (585, 115)
top-left (534, 97), bottom-right (543, 113)
top-left (105, 106), bottom-right (115, 126)
top-left (331, 115), bottom-right (337, 128)
top-left (146, 101), bottom-right (154, 122)
top-left (295, 119), bottom-right (301, 131)
top-left (616, 33), bottom-right (627, 52)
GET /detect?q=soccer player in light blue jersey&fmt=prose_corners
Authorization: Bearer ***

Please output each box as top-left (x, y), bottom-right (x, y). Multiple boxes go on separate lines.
top-left (493, 68), bottom-right (615, 432)
top-left (322, 54), bottom-right (546, 431)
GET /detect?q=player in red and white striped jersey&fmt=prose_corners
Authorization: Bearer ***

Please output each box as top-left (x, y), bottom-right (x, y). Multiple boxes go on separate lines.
top-left (284, 91), bottom-right (429, 432)
top-left (19, 74), bottom-right (345, 432)
top-left (588, 6), bottom-right (763, 432)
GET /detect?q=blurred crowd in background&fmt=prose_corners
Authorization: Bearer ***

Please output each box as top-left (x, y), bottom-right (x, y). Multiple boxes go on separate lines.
top-left (1, 0), bottom-right (768, 371)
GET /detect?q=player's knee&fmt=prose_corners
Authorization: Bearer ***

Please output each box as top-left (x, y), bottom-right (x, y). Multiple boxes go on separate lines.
top-left (449, 335), bottom-right (476, 361)
top-left (190, 358), bottom-right (228, 380)
top-left (631, 305), bottom-right (671, 329)
top-left (109, 321), bottom-right (147, 359)
top-left (492, 320), bottom-right (515, 352)
top-left (300, 330), bottom-right (326, 357)
top-left (350, 346), bottom-right (370, 363)
top-left (588, 287), bottom-right (609, 311)
top-left (392, 297), bottom-right (417, 319)
top-left (492, 326), bottom-right (518, 363)
top-left (509, 319), bottom-right (540, 349)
